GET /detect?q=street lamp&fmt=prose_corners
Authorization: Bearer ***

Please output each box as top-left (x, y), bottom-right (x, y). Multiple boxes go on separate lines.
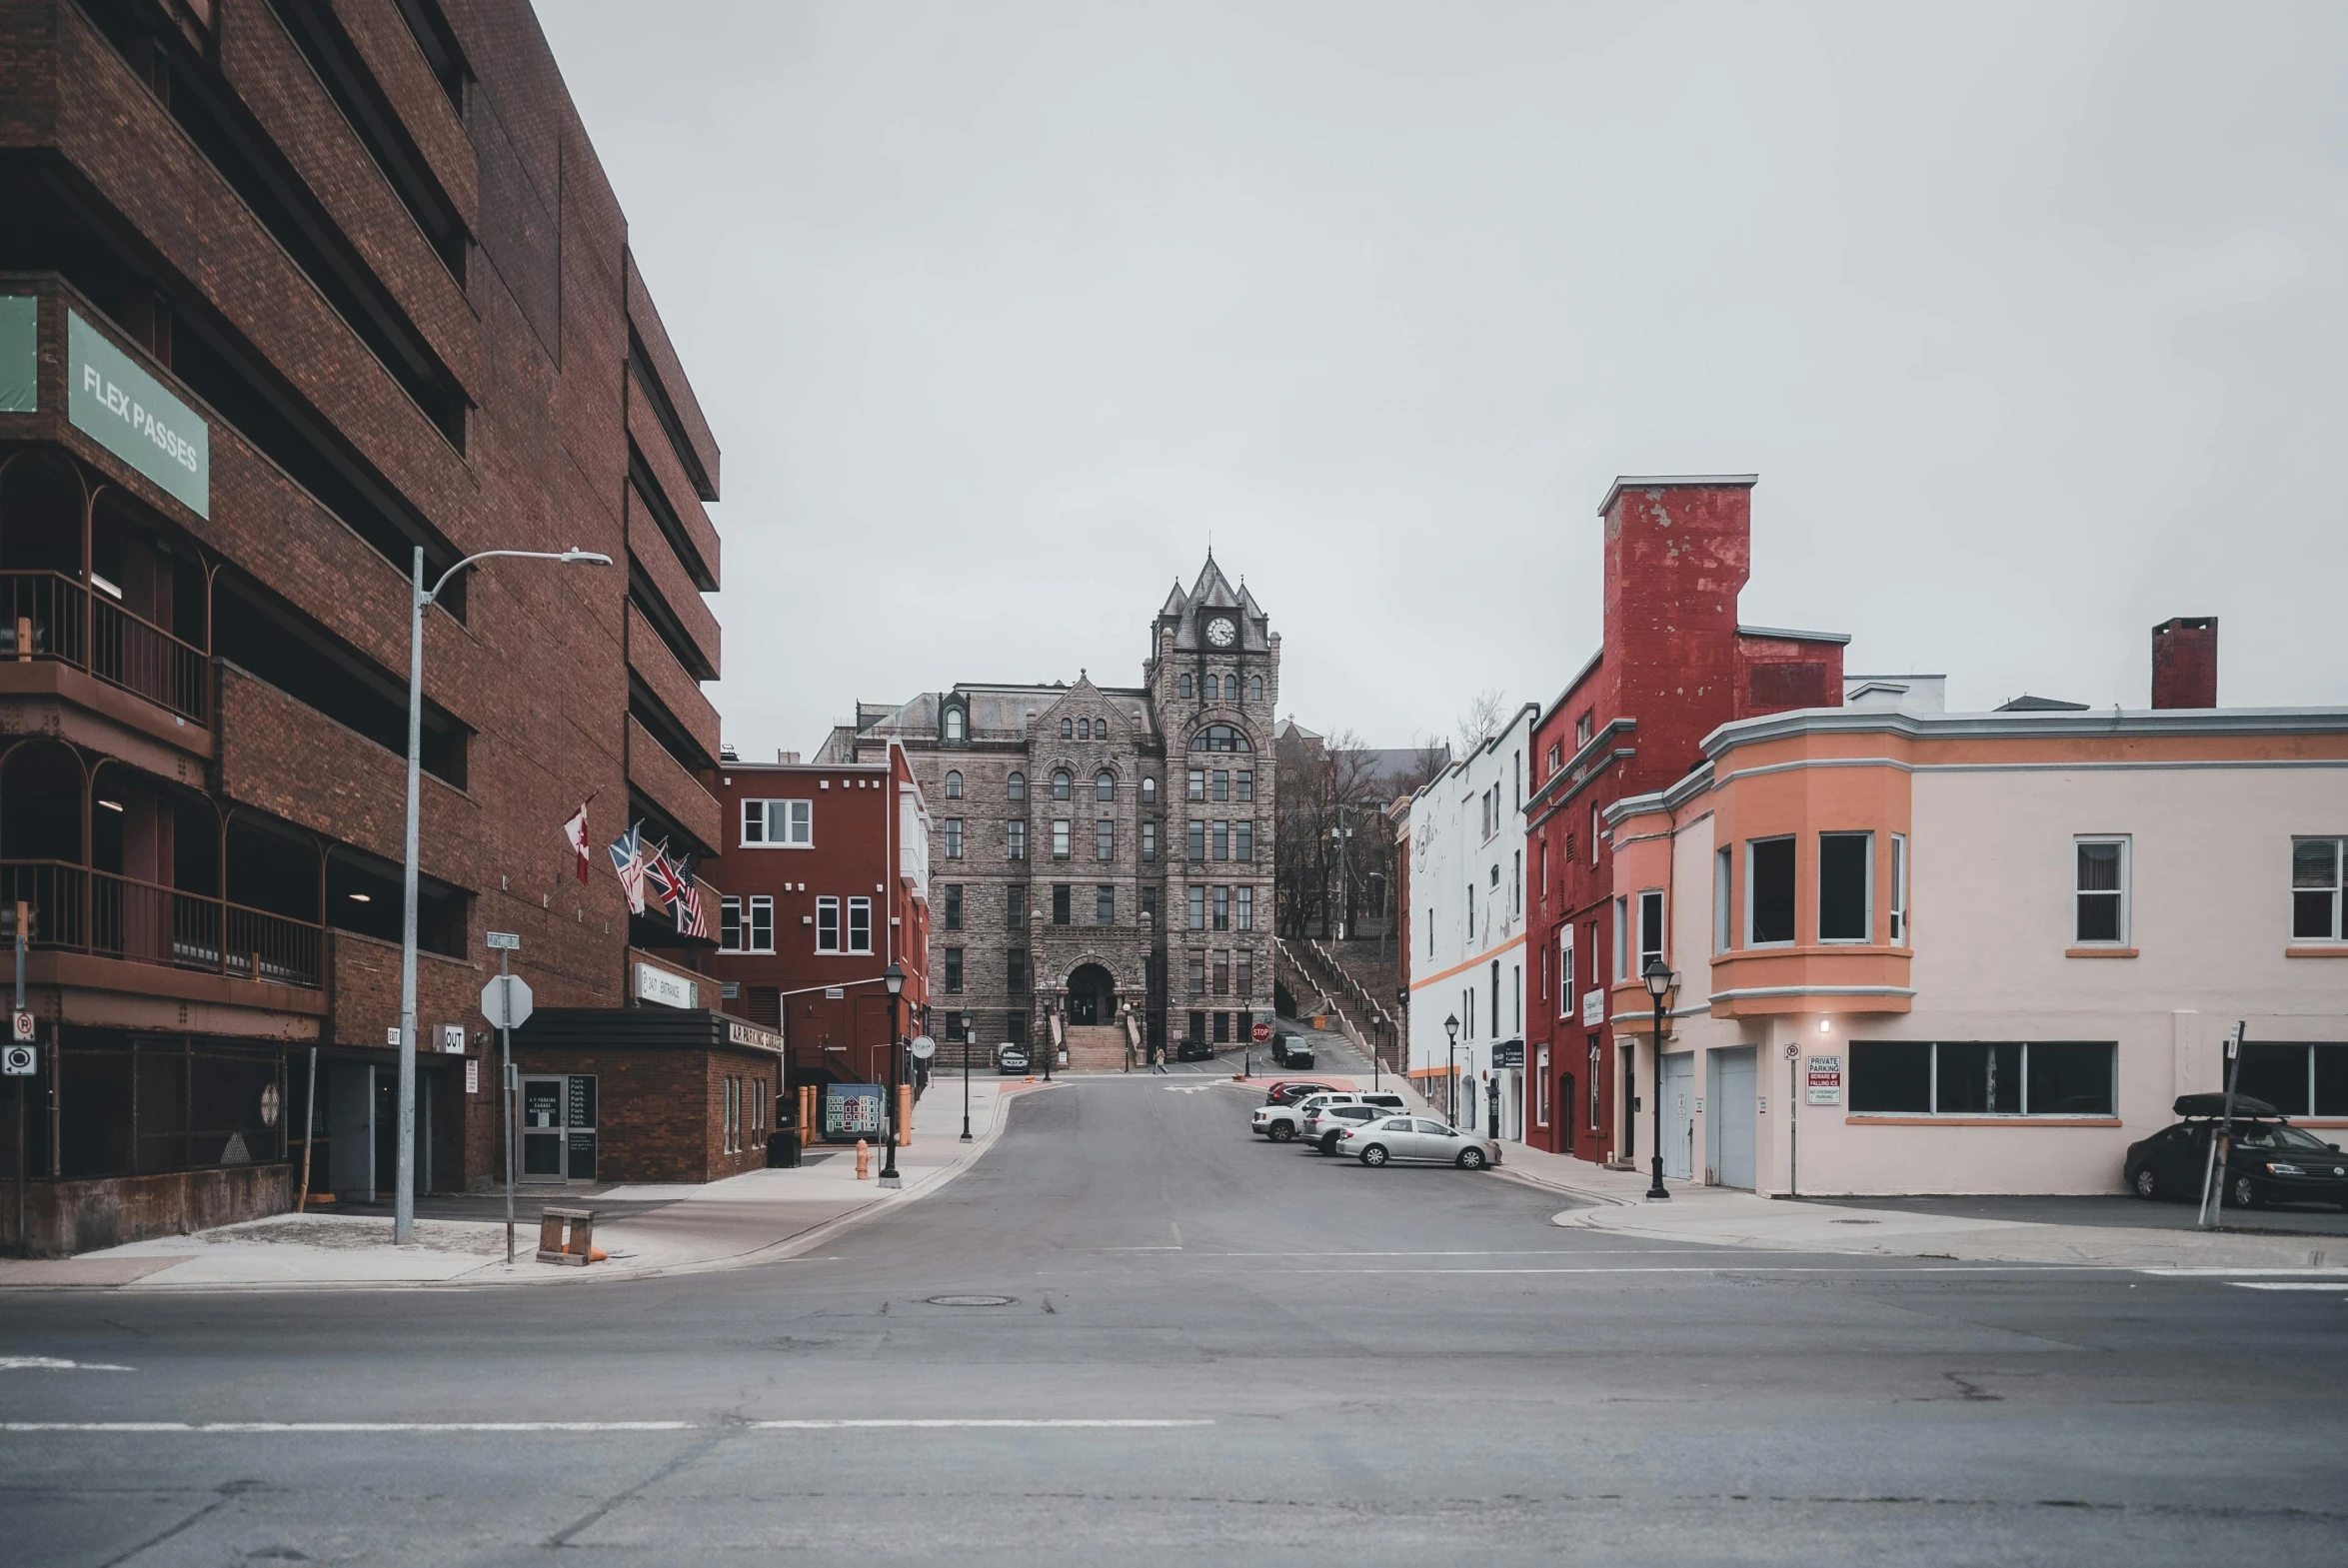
top-left (880, 960), bottom-right (905, 1186)
top-left (395, 545), bottom-right (610, 1246)
top-left (1443, 1013), bottom-right (1459, 1127)
top-left (1641, 955), bottom-right (1673, 1201)
top-left (1043, 1001), bottom-right (1055, 1081)
top-left (961, 1021), bottom-right (975, 1142)
top-left (1393, 984), bottom-right (1406, 1093)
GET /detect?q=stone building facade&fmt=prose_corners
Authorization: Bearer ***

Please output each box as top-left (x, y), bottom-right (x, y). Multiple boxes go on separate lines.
top-left (829, 558), bottom-right (1277, 1062)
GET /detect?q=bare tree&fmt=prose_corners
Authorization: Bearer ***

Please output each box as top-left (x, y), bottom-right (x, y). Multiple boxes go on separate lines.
top-left (1454, 688), bottom-right (1508, 759)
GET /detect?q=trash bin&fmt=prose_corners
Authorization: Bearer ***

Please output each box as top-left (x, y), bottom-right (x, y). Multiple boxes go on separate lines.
top-left (767, 1126), bottom-right (802, 1168)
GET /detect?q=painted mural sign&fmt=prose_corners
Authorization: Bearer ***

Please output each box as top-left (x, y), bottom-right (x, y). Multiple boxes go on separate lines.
top-left (67, 309), bottom-right (209, 517)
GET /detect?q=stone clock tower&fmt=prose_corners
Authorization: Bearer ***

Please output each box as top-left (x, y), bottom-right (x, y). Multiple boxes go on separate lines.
top-left (840, 556), bottom-right (1278, 1068)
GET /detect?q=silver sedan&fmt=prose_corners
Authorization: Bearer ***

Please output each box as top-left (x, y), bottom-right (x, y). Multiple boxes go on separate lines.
top-left (1338, 1116), bottom-right (1502, 1170)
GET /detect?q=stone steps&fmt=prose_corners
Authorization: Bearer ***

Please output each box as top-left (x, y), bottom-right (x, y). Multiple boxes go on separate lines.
top-left (1064, 1023), bottom-right (1132, 1070)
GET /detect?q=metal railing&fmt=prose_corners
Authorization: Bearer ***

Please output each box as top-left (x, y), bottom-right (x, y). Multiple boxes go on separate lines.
top-left (1, 570), bottom-right (209, 723)
top-left (0, 859), bottom-right (321, 989)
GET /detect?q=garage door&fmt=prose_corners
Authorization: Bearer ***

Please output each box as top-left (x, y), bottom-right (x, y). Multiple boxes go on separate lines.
top-left (1710, 1047), bottom-right (1757, 1189)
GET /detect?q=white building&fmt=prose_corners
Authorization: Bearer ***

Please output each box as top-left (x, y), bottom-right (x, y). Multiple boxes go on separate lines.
top-left (1403, 704), bottom-right (1537, 1138)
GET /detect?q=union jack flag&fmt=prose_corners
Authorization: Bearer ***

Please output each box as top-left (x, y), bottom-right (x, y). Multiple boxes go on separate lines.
top-left (644, 842), bottom-right (691, 909)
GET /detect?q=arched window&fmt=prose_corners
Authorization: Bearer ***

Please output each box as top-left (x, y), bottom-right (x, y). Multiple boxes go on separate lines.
top-left (1080, 719), bottom-right (1093, 740)
top-left (1096, 771), bottom-right (1114, 801)
top-left (1008, 772), bottom-right (1026, 801)
top-left (944, 707), bottom-right (965, 742)
top-left (1178, 675), bottom-right (1192, 699)
top-left (1203, 675), bottom-right (1218, 703)
top-left (1141, 778), bottom-right (1158, 804)
top-left (1188, 724), bottom-right (1251, 754)
top-left (1052, 770), bottom-right (1072, 800)
top-left (944, 771), bottom-right (963, 799)
top-left (1249, 677), bottom-right (1263, 703)
top-left (1061, 719), bottom-right (1074, 739)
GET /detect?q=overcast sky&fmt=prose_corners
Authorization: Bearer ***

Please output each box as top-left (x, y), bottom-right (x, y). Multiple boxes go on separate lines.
top-left (540, 1), bottom-right (2348, 759)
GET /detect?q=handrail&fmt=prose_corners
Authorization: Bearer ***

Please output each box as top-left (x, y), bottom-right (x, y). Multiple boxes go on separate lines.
top-left (0, 569), bottom-right (208, 722)
top-left (0, 858), bottom-right (321, 988)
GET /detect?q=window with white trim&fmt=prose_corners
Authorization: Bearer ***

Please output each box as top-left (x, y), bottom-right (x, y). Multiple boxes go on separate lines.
top-left (1890, 832), bottom-right (1908, 944)
top-left (1637, 889), bottom-right (1664, 973)
top-left (745, 895), bottom-right (773, 953)
top-left (1818, 831), bottom-right (1872, 943)
top-left (720, 895), bottom-right (743, 952)
top-left (2292, 837), bottom-right (2345, 941)
top-left (1612, 896), bottom-right (1628, 980)
top-left (2074, 836), bottom-right (2129, 944)
top-left (1557, 929), bottom-right (1573, 1018)
top-left (1007, 820), bottom-right (1026, 860)
top-left (742, 798), bottom-right (812, 847)
top-left (847, 896), bottom-right (873, 953)
top-left (1713, 846), bottom-right (1732, 953)
top-left (816, 896), bottom-right (841, 953)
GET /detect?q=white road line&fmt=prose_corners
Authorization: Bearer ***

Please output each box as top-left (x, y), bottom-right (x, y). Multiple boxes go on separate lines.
top-left (1285, 1264), bottom-right (2122, 1275)
top-left (749, 1419), bottom-right (1212, 1429)
top-left (1, 1418), bottom-right (1213, 1435)
top-left (2227, 1281), bottom-right (2348, 1292)
top-left (0, 1357), bottom-right (134, 1372)
top-left (1, 1422), bottom-right (695, 1433)
top-left (1191, 1249), bottom-right (1826, 1258)
top-left (2136, 1267), bottom-right (2348, 1277)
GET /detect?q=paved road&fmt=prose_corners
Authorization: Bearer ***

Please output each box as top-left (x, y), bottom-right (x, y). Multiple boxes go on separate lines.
top-left (5, 1079), bottom-right (2345, 1565)
top-left (1800, 1190), bottom-right (2348, 1236)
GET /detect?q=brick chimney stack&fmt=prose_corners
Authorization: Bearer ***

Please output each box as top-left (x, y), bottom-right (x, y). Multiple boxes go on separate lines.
top-left (2149, 617), bottom-right (2217, 709)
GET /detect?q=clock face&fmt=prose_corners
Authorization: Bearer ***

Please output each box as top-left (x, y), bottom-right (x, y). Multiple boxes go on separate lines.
top-left (1205, 617), bottom-right (1235, 648)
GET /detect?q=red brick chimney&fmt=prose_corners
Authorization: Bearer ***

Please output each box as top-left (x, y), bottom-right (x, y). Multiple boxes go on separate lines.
top-left (2149, 617), bottom-right (2217, 709)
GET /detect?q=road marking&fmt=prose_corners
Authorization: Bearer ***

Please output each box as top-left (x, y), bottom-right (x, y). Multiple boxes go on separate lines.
top-left (1191, 1249), bottom-right (1828, 1258)
top-left (1285, 1264), bottom-right (2129, 1276)
top-left (2136, 1267), bottom-right (2348, 1277)
top-left (749, 1419), bottom-right (1212, 1429)
top-left (1163, 1085), bottom-right (1215, 1094)
top-left (2227, 1281), bottom-right (2348, 1292)
top-left (0, 1356), bottom-right (134, 1372)
top-left (1, 1421), bottom-right (696, 1433)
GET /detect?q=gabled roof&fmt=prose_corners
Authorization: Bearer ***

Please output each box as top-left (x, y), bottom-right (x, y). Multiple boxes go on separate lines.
top-left (1162, 553), bottom-right (1273, 653)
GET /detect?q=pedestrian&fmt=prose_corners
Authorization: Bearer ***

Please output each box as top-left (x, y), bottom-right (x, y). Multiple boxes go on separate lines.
top-left (1150, 1042), bottom-right (1169, 1074)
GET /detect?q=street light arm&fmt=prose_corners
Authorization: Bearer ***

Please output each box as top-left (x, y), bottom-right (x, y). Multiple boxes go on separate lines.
top-left (423, 548), bottom-right (613, 605)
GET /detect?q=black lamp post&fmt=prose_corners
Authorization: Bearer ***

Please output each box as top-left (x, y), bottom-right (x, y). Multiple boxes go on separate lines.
top-left (1443, 1013), bottom-right (1459, 1127)
top-left (1392, 984), bottom-right (1407, 1091)
top-left (961, 1021), bottom-right (975, 1142)
top-left (880, 961), bottom-right (905, 1186)
top-left (1641, 955), bottom-right (1673, 1201)
top-left (1043, 1001), bottom-right (1055, 1082)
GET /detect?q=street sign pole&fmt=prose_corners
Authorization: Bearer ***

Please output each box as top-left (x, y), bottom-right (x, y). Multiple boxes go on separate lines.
top-left (484, 933), bottom-right (527, 1265)
top-left (13, 901), bottom-right (25, 1258)
top-left (2198, 1020), bottom-right (2247, 1229)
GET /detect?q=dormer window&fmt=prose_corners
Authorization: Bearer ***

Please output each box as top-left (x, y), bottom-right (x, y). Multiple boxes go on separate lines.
top-left (944, 706), bottom-right (966, 743)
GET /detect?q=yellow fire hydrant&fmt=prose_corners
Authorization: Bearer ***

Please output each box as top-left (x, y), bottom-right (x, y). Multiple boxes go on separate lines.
top-left (855, 1138), bottom-right (872, 1180)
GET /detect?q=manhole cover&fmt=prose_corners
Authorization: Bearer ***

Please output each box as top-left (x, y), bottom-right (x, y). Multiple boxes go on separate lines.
top-left (926, 1294), bottom-right (1017, 1307)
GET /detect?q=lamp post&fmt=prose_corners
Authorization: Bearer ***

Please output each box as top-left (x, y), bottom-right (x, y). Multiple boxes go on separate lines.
top-left (880, 961), bottom-right (905, 1186)
top-left (1443, 1013), bottom-right (1459, 1127)
top-left (1641, 955), bottom-right (1673, 1201)
top-left (395, 545), bottom-right (610, 1246)
top-left (961, 1021), bottom-right (975, 1142)
top-left (1043, 1001), bottom-right (1055, 1082)
top-left (1393, 984), bottom-right (1406, 1094)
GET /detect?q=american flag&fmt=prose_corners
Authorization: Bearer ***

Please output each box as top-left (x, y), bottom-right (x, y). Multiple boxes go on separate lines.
top-left (674, 874), bottom-right (711, 939)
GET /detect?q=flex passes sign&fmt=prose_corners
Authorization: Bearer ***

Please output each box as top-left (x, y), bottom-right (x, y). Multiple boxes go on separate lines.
top-left (68, 309), bottom-right (209, 518)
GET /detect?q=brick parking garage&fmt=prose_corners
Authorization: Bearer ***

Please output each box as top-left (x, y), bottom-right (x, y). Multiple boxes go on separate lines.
top-left (0, 0), bottom-right (740, 1250)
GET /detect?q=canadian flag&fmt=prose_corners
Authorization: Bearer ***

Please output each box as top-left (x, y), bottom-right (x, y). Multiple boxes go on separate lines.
top-left (561, 802), bottom-right (590, 885)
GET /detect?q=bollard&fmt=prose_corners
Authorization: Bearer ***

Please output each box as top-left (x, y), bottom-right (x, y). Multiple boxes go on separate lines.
top-left (855, 1138), bottom-right (871, 1180)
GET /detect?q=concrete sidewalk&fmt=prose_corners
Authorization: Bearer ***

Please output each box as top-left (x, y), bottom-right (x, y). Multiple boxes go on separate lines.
top-left (0, 1077), bottom-right (1048, 1292)
top-left (1493, 1140), bottom-right (2348, 1271)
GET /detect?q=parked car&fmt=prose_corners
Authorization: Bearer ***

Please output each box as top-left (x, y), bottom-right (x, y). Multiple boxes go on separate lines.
top-left (1340, 1115), bottom-right (1503, 1170)
top-left (1262, 1081), bottom-right (1337, 1106)
top-left (1270, 1032), bottom-right (1316, 1068)
top-left (996, 1043), bottom-right (1030, 1075)
top-left (2124, 1094), bottom-right (2348, 1209)
top-left (1176, 1038), bottom-right (1215, 1061)
top-left (1258, 1090), bottom-right (1408, 1144)
top-left (1302, 1101), bottom-right (1397, 1154)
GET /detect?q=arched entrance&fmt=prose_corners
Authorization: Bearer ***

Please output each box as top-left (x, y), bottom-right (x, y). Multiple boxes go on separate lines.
top-left (1066, 962), bottom-right (1116, 1025)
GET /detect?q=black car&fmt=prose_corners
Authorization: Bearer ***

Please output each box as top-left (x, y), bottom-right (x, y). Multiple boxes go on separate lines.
top-left (1176, 1038), bottom-right (1214, 1062)
top-left (2124, 1094), bottom-right (2348, 1210)
top-left (1281, 1041), bottom-right (1315, 1069)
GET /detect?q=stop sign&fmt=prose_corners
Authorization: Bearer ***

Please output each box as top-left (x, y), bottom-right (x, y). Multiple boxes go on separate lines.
top-left (1250, 1020), bottom-right (1272, 1043)
top-left (480, 973), bottom-right (534, 1030)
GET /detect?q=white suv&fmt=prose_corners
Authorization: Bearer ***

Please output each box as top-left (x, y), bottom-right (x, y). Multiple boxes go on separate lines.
top-left (1252, 1091), bottom-right (1408, 1143)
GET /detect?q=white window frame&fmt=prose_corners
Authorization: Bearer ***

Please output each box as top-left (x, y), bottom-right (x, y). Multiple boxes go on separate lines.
top-left (1817, 830), bottom-right (1874, 945)
top-left (1637, 889), bottom-right (1664, 973)
top-left (1007, 820), bottom-right (1026, 860)
top-left (747, 894), bottom-right (774, 953)
top-left (742, 797), bottom-right (813, 848)
top-left (816, 895), bottom-right (841, 953)
top-left (1557, 930), bottom-right (1573, 1018)
top-left (2073, 835), bottom-right (2131, 946)
top-left (846, 895), bottom-right (874, 954)
top-left (1713, 845), bottom-right (1732, 953)
top-left (1535, 1045), bottom-right (1550, 1126)
top-left (1053, 820), bottom-right (1072, 860)
top-left (1890, 832), bottom-right (1909, 945)
top-left (720, 894), bottom-right (745, 953)
top-left (1612, 896), bottom-right (1628, 980)
top-left (2291, 836), bottom-right (2346, 942)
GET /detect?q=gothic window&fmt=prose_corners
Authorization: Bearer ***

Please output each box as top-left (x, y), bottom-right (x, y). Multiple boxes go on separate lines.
top-left (1142, 778), bottom-right (1157, 804)
top-left (1189, 725), bottom-right (1249, 753)
top-left (1053, 770), bottom-right (1072, 800)
top-left (1062, 719), bottom-right (1074, 739)
top-left (1249, 677), bottom-right (1262, 703)
top-left (1008, 772), bottom-right (1026, 800)
top-left (944, 771), bottom-right (963, 799)
top-left (1096, 771), bottom-right (1114, 801)
top-left (1178, 674), bottom-right (1192, 698)
top-left (944, 707), bottom-right (965, 742)
top-left (1204, 675), bottom-right (1218, 702)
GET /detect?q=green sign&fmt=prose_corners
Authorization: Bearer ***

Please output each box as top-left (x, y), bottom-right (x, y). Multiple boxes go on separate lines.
top-left (67, 308), bottom-right (208, 518)
top-left (0, 296), bottom-right (34, 413)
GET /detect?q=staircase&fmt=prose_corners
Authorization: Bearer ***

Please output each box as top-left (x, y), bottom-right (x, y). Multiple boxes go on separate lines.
top-left (1064, 1023), bottom-right (1129, 1071)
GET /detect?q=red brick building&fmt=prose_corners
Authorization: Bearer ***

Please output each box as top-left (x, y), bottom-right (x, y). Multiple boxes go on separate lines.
top-left (705, 744), bottom-right (932, 1118)
top-left (1521, 477), bottom-right (1845, 1161)
top-left (0, 0), bottom-right (742, 1248)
